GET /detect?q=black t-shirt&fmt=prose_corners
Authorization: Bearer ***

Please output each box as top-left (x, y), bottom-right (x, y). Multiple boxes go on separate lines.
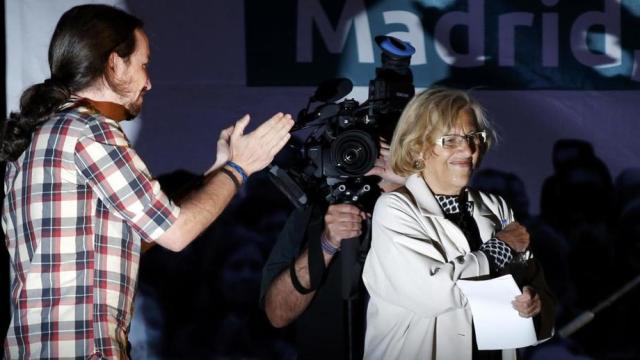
top-left (260, 206), bottom-right (366, 359)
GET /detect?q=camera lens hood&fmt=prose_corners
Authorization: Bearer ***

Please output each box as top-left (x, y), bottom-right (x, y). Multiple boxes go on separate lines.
top-left (375, 35), bottom-right (416, 58)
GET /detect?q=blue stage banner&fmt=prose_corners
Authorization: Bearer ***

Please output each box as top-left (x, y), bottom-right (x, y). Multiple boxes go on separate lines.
top-left (246, 0), bottom-right (640, 89)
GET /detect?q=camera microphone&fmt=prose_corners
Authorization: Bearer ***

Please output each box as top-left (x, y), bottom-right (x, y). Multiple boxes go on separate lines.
top-left (293, 78), bottom-right (354, 131)
top-left (312, 77), bottom-right (353, 103)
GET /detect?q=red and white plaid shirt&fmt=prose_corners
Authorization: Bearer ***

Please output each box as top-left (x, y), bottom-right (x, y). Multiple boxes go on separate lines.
top-left (2, 101), bottom-right (180, 359)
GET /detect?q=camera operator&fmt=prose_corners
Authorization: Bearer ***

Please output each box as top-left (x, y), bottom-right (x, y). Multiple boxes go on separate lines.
top-left (260, 141), bottom-right (405, 359)
top-left (259, 35), bottom-right (414, 359)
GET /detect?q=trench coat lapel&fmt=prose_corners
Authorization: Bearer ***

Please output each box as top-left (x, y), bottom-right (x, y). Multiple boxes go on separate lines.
top-left (404, 174), bottom-right (444, 217)
top-left (469, 189), bottom-right (508, 241)
top-left (404, 174), bottom-right (473, 255)
top-left (403, 174), bottom-right (509, 251)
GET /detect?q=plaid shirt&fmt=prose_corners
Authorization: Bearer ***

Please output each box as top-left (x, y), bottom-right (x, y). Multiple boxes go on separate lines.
top-left (2, 101), bottom-right (180, 359)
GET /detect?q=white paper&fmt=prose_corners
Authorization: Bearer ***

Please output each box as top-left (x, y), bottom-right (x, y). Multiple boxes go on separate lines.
top-left (457, 275), bottom-right (537, 350)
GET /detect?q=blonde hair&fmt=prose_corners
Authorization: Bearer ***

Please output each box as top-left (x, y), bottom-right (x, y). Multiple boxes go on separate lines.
top-left (390, 87), bottom-right (495, 176)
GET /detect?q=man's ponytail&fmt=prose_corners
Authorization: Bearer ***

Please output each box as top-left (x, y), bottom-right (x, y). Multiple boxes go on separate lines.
top-left (0, 79), bottom-right (70, 161)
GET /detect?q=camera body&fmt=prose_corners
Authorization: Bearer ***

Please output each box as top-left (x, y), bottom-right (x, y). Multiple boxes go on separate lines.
top-left (270, 36), bottom-right (415, 209)
top-left (305, 99), bottom-right (378, 179)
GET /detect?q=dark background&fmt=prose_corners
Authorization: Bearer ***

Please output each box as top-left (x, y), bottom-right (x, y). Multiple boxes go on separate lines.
top-left (2, 1), bottom-right (640, 359)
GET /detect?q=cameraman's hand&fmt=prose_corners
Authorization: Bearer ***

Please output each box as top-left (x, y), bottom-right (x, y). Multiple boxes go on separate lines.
top-left (322, 204), bottom-right (367, 248)
top-left (365, 139), bottom-right (406, 191)
top-left (228, 113), bottom-right (294, 175)
top-left (496, 221), bottom-right (530, 253)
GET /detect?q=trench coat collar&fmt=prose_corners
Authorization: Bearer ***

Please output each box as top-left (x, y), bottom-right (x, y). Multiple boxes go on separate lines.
top-left (404, 173), bottom-right (495, 218)
top-left (404, 174), bottom-right (446, 217)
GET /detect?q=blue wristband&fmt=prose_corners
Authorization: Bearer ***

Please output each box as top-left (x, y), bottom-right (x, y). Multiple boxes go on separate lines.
top-left (225, 160), bottom-right (248, 183)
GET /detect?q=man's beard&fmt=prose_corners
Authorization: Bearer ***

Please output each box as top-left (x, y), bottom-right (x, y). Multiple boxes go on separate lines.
top-left (123, 92), bottom-right (144, 120)
top-left (111, 76), bottom-right (146, 119)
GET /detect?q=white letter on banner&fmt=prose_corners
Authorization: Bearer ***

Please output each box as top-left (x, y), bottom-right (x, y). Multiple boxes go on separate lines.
top-left (434, 0), bottom-right (485, 67)
top-left (570, 0), bottom-right (621, 68)
top-left (382, 11), bottom-right (426, 65)
top-left (296, 0), bottom-right (373, 63)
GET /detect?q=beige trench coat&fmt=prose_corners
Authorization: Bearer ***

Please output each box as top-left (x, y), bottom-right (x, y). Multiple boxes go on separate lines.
top-left (362, 174), bottom-right (518, 360)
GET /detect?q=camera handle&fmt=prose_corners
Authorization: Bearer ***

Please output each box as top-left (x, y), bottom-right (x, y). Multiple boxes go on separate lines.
top-left (341, 217), bottom-right (372, 360)
top-left (341, 217), bottom-right (372, 300)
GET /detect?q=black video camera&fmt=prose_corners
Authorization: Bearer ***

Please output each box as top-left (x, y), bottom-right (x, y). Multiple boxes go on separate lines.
top-left (270, 35), bottom-right (415, 210)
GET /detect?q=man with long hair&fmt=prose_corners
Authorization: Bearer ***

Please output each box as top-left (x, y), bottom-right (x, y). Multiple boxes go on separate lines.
top-left (0, 5), bottom-right (293, 359)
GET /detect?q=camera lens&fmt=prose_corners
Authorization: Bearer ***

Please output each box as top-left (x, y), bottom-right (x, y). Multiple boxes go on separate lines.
top-left (343, 147), bottom-right (362, 165)
top-left (330, 130), bottom-right (378, 176)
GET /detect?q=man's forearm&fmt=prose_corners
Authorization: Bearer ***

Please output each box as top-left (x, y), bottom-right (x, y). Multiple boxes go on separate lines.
top-left (155, 167), bottom-right (239, 251)
top-left (265, 248), bottom-right (334, 327)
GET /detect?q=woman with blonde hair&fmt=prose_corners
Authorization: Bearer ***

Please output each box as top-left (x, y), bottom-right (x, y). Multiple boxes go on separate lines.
top-left (362, 88), bottom-right (554, 359)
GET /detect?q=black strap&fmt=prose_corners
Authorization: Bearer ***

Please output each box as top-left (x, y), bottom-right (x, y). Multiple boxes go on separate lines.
top-left (341, 218), bottom-right (371, 300)
top-left (289, 260), bottom-right (314, 294)
top-left (288, 203), bottom-right (327, 294)
top-left (306, 204), bottom-right (327, 290)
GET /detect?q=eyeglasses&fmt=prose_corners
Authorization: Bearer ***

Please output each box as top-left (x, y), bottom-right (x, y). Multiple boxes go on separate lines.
top-left (435, 131), bottom-right (487, 149)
